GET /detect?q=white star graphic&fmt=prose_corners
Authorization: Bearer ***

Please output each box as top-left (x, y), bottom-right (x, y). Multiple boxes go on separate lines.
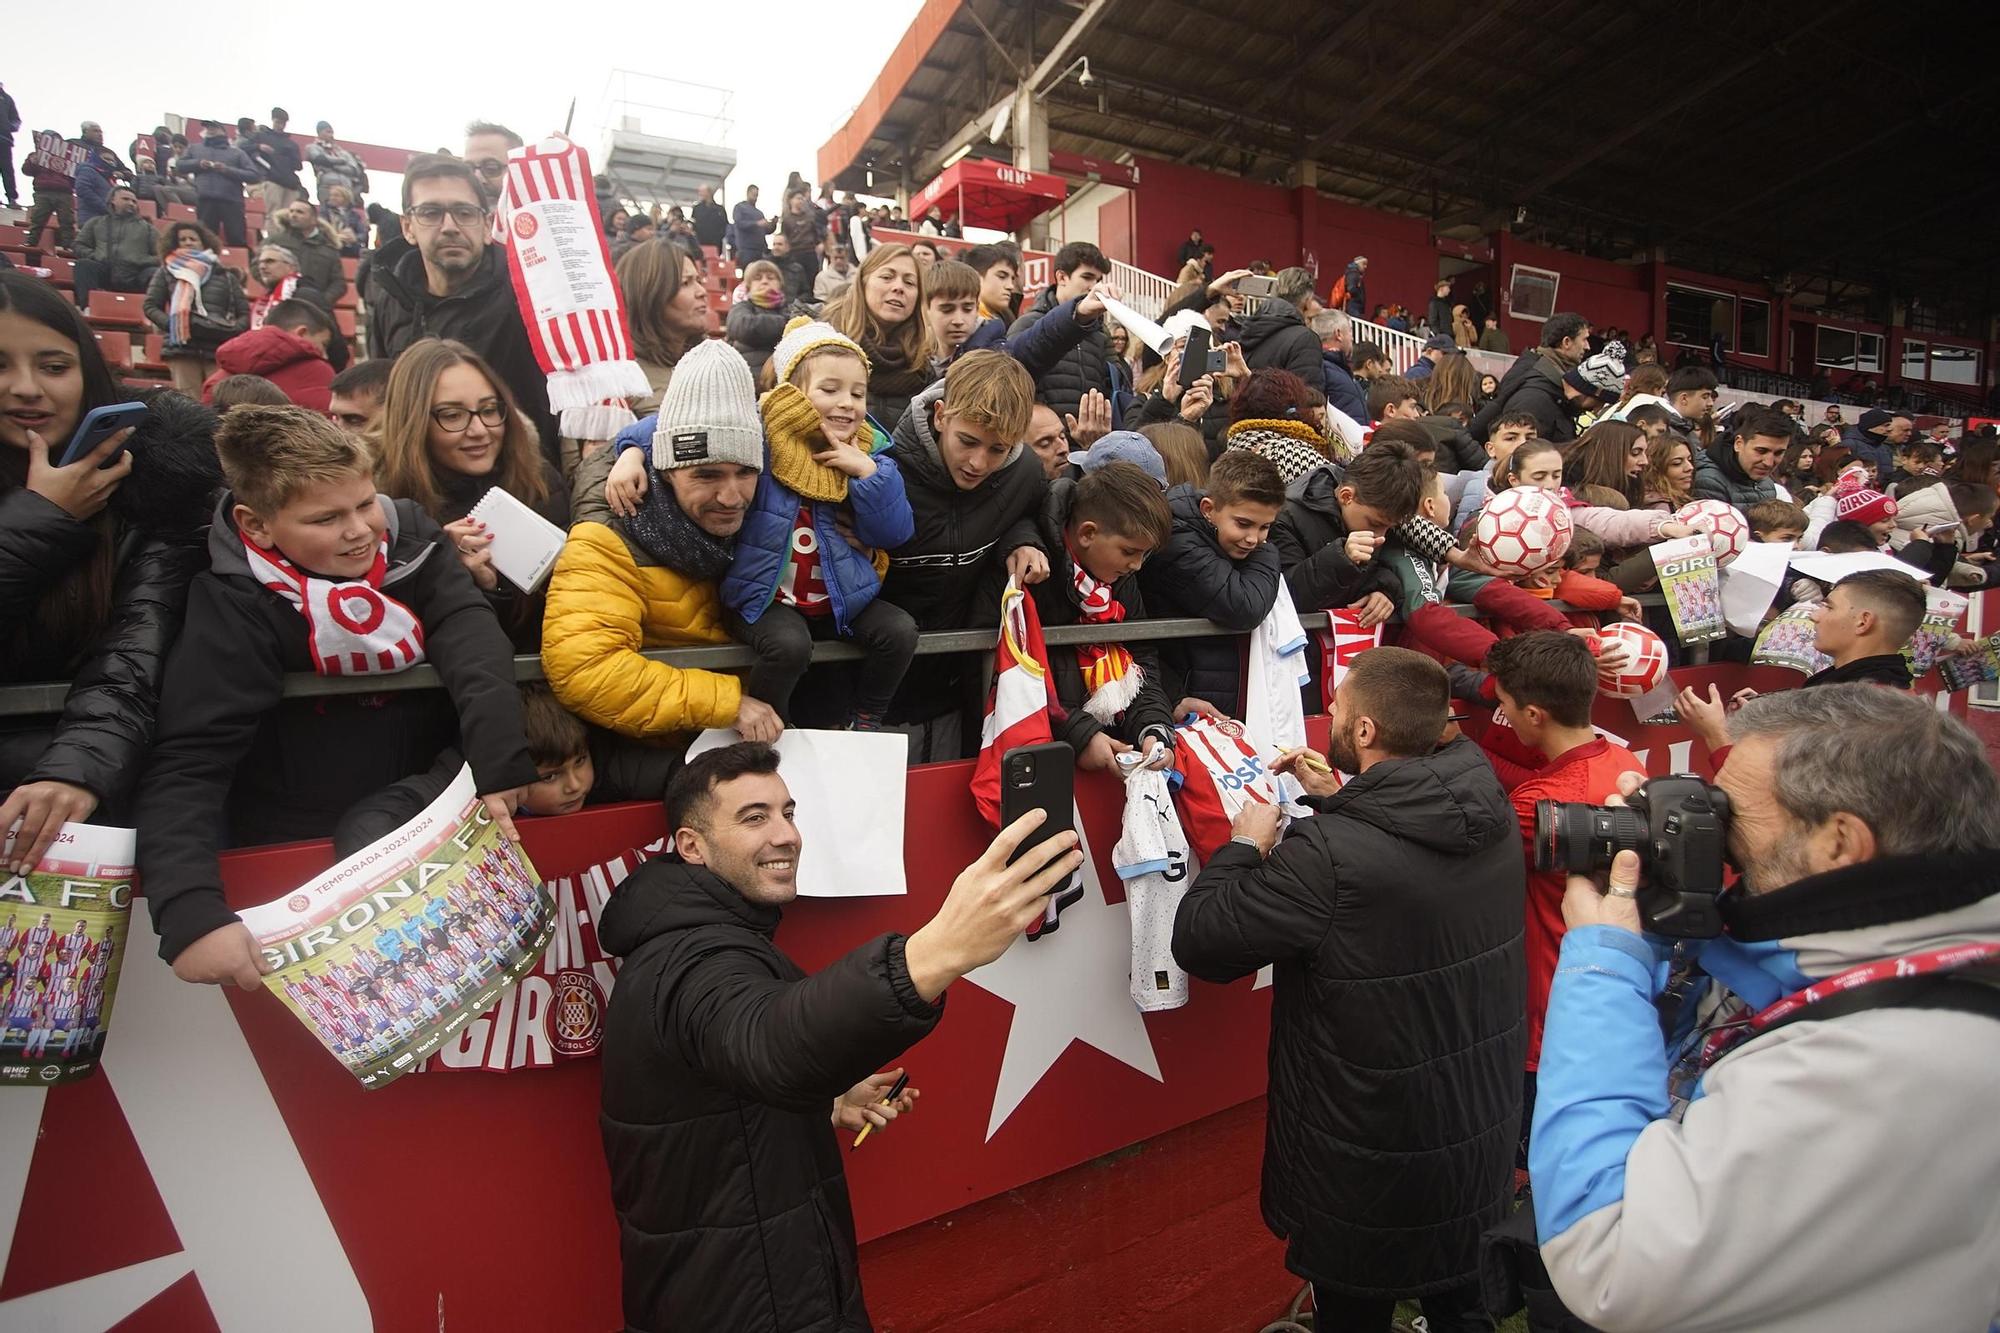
top-left (963, 815), bottom-right (1162, 1140)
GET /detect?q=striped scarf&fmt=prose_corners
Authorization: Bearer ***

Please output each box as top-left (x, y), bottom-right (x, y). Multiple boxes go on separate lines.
top-left (241, 534), bottom-right (426, 676)
top-left (163, 249), bottom-right (216, 347)
top-left (1066, 546), bottom-right (1142, 722)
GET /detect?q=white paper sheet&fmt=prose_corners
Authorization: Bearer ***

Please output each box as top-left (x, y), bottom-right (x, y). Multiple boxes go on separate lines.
top-left (1789, 550), bottom-right (1924, 582)
top-left (684, 728), bottom-right (909, 897)
top-left (1720, 540), bottom-right (1794, 637)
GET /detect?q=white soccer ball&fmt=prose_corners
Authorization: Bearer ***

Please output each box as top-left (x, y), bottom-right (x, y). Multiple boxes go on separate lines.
top-left (1595, 621), bottom-right (1670, 698)
top-left (1472, 487), bottom-right (1574, 578)
top-left (1673, 499), bottom-right (1749, 565)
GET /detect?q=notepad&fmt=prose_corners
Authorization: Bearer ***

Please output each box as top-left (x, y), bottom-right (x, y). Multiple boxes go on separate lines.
top-left (465, 487), bottom-right (567, 594)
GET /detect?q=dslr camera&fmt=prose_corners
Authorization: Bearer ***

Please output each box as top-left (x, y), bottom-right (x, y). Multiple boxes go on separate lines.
top-left (1533, 776), bottom-right (1732, 937)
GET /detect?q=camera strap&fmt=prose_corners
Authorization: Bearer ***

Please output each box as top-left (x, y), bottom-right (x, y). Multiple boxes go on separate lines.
top-left (1697, 942), bottom-right (2000, 1071)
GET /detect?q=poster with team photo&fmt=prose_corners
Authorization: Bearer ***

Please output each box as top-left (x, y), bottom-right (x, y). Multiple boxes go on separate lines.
top-left (1903, 588), bottom-right (1968, 679)
top-left (1651, 535), bottom-right (1725, 644)
top-left (239, 765), bottom-right (553, 1089)
top-left (0, 822), bottom-right (133, 1086)
top-left (1751, 603), bottom-right (1832, 675)
top-left (1938, 635), bottom-right (2000, 692)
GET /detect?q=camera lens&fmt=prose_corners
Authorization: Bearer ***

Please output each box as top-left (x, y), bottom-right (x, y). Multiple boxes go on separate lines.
top-left (1533, 800), bottom-right (1647, 874)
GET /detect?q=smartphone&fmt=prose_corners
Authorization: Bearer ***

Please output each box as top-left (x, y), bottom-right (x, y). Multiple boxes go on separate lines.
top-left (999, 741), bottom-right (1075, 871)
top-left (1237, 274), bottom-right (1277, 298)
top-left (1178, 326), bottom-right (1212, 392)
top-left (59, 402), bottom-right (148, 468)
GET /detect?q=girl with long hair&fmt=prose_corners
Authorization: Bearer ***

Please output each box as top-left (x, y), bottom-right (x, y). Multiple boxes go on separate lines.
top-left (369, 338), bottom-right (566, 645)
top-left (1, 270), bottom-right (221, 867)
top-left (1420, 352), bottom-right (1480, 415)
top-left (1641, 433), bottom-right (1697, 510)
top-left (1562, 420), bottom-right (1648, 508)
top-left (821, 244), bottom-right (934, 430)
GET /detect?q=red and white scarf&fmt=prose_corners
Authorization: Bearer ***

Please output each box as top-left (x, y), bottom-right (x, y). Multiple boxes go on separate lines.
top-left (972, 580), bottom-right (1059, 827)
top-left (249, 273), bottom-right (299, 331)
top-left (1068, 549), bottom-right (1143, 722)
top-left (242, 535), bottom-right (425, 676)
top-left (496, 137), bottom-right (652, 440)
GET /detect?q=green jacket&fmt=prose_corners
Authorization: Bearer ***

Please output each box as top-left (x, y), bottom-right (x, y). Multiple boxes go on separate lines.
top-left (75, 211), bottom-right (160, 269)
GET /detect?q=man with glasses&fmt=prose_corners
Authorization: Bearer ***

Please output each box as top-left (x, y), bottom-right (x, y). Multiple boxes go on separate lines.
top-left (364, 153), bottom-right (557, 464)
top-left (463, 121), bottom-right (522, 202)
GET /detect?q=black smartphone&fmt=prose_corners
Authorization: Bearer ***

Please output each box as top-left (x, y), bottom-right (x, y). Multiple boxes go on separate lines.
top-left (999, 741), bottom-right (1075, 872)
top-left (59, 401), bottom-right (148, 468)
top-left (1179, 325), bottom-right (1211, 393)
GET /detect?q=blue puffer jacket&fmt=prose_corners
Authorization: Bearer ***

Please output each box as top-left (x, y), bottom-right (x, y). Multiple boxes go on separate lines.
top-left (612, 422), bottom-right (915, 635)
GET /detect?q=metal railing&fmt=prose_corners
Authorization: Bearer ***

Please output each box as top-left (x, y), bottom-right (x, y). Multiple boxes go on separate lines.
top-left (1108, 258), bottom-right (1176, 321)
top-left (0, 598), bottom-right (1697, 717)
top-left (1348, 314), bottom-right (1430, 375)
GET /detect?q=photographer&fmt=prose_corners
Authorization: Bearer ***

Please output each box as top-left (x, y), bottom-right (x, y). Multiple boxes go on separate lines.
top-left (1531, 685), bottom-right (2000, 1332)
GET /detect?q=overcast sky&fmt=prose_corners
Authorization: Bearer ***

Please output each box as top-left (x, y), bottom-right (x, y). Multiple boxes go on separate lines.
top-left (2, 0), bottom-right (926, 206)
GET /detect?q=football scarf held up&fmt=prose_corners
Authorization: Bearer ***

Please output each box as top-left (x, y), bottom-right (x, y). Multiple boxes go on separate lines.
top-left (498, 138), bottom-right (653, 440)
top-left (1067, 548), bottom-right (1142, 722)
top-left (241, 534), bottom-right (426, 676)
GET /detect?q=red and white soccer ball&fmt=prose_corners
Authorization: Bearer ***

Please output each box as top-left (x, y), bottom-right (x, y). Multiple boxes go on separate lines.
top-left (1596, 621), bottom-right (1670, 698)
top-left (1472, 487), bottom-right (1574, 577)
top-left (1673, 499), bottom-right (1749, 565)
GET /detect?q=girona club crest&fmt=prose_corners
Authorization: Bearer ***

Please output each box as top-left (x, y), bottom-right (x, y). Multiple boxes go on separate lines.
top-left (550, 968), bottom-right (605, 1057)
top-left (512, 211), bottom-right (538, 241)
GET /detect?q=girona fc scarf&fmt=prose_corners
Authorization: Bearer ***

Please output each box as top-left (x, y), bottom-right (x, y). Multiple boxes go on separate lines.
top-left (497, 138), bottom-right (652, 440)
top-left (1316, 606), bottom-right (1381, 713)
top-left (972, 580), bottom-right (1059, 827)
top-left (242, 535), bottom-right (425, 676)
top-left (1067, 548), bottom-right (1143, 722)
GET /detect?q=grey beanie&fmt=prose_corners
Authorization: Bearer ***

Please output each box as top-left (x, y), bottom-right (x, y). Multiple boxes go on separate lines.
top-left (1082, 430), bottom-right (1168, 488)
top-left (651, 340), bottom-right (764, 473)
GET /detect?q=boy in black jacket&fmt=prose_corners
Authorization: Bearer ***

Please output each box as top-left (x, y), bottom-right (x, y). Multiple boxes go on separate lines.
top-left (1023, 461), bottom-right (1177, 772)
top-left (1273, 436), bottom-right (1427, 618)
top-left (136, 407), bottom-right (538, 988)
top-left (1138, 450), bottom-right (1286, 719)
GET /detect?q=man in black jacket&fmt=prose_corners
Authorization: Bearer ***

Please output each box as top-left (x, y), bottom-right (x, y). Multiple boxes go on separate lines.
top-left (363, 155), bottom-right (557, 464)
top-left (1006, 242), bottom-right (1113, 428)
top-left (1470, 312), bottom-right (1593, 444)
top-left (691, 183), bottom-right (727, 253)
top-left (1239, 266), bottom-right (1326, 398)
top-left (1173, 647), bottom-right (1525, 1331)
top-left (599, 741), bottom-right (1083, 1333)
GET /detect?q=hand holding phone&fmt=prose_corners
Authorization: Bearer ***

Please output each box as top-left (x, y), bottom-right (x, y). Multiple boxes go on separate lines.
top-left (60, 401), bottom-right (149, 468)
top-left (1179, 326), bottom-right (1212, 393)
top-left (26, 414), bottom-right (139, 521)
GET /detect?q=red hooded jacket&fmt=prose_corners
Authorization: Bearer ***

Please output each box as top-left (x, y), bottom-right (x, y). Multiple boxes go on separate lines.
top-left (200, 326), bottom-right (334, 412)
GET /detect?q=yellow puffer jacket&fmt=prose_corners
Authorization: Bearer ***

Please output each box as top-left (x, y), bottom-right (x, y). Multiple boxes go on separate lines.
top-left (541, 450), bottom-right (742, 737)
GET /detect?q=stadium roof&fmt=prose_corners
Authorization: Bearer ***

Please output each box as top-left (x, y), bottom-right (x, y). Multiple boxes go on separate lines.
top-left (820, 0), bottom-right (2000, 323)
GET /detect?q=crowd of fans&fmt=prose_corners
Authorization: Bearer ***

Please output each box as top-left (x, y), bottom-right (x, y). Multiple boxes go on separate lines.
top-left (6, 94), bottom-right (2000, 1333)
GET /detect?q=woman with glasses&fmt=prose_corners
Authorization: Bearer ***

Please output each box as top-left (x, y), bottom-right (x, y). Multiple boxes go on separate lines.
top-left (370, 338), bottom-right (566, 645)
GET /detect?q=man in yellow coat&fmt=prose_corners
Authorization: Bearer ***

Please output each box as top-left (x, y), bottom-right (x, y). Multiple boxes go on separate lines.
top-left (542, 341), bottom-right (784, 742)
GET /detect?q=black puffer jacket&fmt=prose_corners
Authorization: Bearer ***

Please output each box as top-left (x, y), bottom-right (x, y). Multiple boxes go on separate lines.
top-left (727, 299), bottom-right (790, 382)
top-left (1007, 283), bottom-right (1113, 426)
top-left (1237, 301), bottom-right (1326, 397)
top-left (1420, 415), bottom-right (1486, 473)
top-left (1470, 347), bottom-right (1575, 445)
top-left (1172, 737), bottom-right (1526, 1297)
top-left (1271, 464), bottom-right (1403, 612)
top-left (598, 856), bottom-right (941, 1333)
top-left (881, 380), bottom-right (1047, 721)
top-left (0, 390), bottom-right (219, 810)
top-left (364, 236), bottom-right (558, 462)
top-left (1025, 478), bottom-right (1176, 755)
top-left (1137, 484), bottom-right (1281, 718)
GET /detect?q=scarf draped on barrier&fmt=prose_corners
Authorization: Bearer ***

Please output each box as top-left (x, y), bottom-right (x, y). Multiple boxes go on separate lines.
top-left (163, 249), bottom-right (216, 346)
top-left (241, 535), bottom-right (425, 676)
top-left (1068, 549), bottom-right (1142, 721)
top-left (497, 138), bottom-right (653, 441)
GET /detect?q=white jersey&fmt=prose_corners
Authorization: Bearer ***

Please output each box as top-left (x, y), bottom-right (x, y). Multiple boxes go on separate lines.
top-left (1114, 768), bottom-right (1194, 1013)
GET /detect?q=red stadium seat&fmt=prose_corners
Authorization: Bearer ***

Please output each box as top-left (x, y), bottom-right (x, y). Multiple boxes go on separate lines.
top-left (37, 255), bottom-right (76, 288)
top-left (86, 291), bottom-right (146, 328)
top-left (94, 329), bottom-right (134, 369)
top-left (216, 247), bottom-right (251, 274)
top-left (162, 203), bottom-right (197, 224)
top-left (340, 256), bottom-right (359, 280)
top-left (137, 332), bottom-right (168, 373)
top-left (334, 307), bottom-right (357, 339)
top-left (0, 225), bottom-right (30, 250)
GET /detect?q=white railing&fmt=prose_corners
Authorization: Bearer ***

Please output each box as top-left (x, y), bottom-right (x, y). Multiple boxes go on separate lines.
top-left (1109, 258), bottom-right (1177, 321)
top-left (1347, 314), bottom-right (1430, 376)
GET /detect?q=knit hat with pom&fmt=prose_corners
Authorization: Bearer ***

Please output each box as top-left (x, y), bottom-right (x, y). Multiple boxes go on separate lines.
top-left (770, 317), bottom-right (868, 388)
top-left (1836, 487), bottom-right (1897, 528)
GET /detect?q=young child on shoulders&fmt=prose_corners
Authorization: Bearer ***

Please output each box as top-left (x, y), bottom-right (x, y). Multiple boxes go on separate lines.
top-left (613, 319), bottom-right (919, 731)
top-left (1026, 461), bottom-right (1178, 773)
top-left (1137, 449), bottom-right (1286, 719)
top-left (136, 406), bottom-right (538, 988)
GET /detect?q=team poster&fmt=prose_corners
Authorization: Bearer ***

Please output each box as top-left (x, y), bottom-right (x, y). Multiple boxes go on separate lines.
top-left (240, 765), bottom-right (553, 1089)
top-left (1651, 535), bottom-right (1725, 644)
top-left (0, 823), bottom-right (133, 1086)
